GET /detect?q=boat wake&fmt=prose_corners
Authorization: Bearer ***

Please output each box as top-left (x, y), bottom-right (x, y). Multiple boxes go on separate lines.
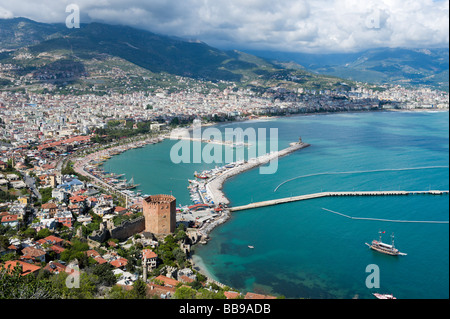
top-left (274, 166), bottom-right (449, 192)
top-left (321, 208), bottom-right (449, 224)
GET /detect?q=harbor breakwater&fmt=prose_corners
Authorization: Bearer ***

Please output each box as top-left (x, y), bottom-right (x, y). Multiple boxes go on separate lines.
top-left (205, 141), bottom-right (311, 206)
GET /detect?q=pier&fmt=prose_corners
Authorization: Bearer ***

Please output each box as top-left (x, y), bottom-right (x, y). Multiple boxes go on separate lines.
top-left (206, 141), bottom-right (311, 205)
top-left (170, 135), bottom-right (252, 147)
top-left (229, 190), bottom-right (449, 212)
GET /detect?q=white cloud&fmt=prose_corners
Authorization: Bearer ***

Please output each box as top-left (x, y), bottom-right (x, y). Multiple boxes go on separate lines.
top-left (0, 6), bottom-right (13, 19)
top-left (0, 0), bottom-right (448, 53)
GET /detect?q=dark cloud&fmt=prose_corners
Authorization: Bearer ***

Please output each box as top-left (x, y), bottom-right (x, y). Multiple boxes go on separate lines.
top-left (0, 0), bottom-right (448, 53)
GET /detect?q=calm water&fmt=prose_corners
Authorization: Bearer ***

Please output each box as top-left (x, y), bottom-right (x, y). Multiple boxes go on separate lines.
top-left (106, 111), bottom-right (449, 299)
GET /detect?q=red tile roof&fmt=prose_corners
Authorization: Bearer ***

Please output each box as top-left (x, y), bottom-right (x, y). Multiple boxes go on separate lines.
top-left (142, 249), bottom-right (158, 259)
top-left (44, 261), bottom-right (66, 273)
top-left (224, 291), bottom-right (241, 299)
top-left (2, 260), bottom-right (41, 276)
top-left (21, 246), bottom-right (46, 259)
top-left (110, 257), bottom-right (128, 268)
top-left (154, 275), bottom-right (180, 288)
top-left (86, 250), bottom-right (101, 258)
top-left (50, 245), bottom-right (65, 254)
top-left (1, 215), bottom-right (18, 223)
top-left (244, 292), bottom-right (277, 299)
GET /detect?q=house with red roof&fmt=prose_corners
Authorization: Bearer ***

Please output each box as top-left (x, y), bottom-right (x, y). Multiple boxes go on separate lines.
top-left (21, 246), bottom-right (46, 263)
top-left (49, 244), bottom-right (65, 258)
top-left (85, 250), bottom-right (108, 264)
top-left (44, 261), bottom-right (66, 274)
top-left (146, 282), bottom-right (176, 299)
top-left (114, 206), bottom-right (128, 215)
top-left (1, 214), bottom-right (18, 228)
top-left (154, 275), bottom-right (180, 288)
top-left (142, 249), bottom-right (158, 270)
top-left (2, 260), bottom-right (41, 276)
top-left (224, 291), bottom-right (241, 299)
top-left (244, 292), bottom-right (277, 299)
top-left (86, 250), bottom-right (101, 259)
top-left (41, 235), bottom-right (65, 246)
top-left (110, 257), bottom-right (128, 269)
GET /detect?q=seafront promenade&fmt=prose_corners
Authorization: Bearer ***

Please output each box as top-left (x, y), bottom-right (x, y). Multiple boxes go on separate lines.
top-left (229, 190), bottom-right (450, 212)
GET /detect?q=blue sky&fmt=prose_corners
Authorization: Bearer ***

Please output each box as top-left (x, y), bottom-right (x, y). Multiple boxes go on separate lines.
top-left (0, 0), bottom-right (448, 53)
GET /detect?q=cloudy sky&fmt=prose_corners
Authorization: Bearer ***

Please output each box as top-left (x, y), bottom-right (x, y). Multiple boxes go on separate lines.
top-left (0, 0), bottom-right (448, 53)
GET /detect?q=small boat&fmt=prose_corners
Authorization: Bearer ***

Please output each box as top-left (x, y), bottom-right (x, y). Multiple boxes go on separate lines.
top-left (366, 232), bottom-right (407, 256)
top-left (373, 293), bottom-right (397, 300)
top-left (248, 246), bottom-right (254, 249)
top-left (194, 171), bottom-right (209, 179)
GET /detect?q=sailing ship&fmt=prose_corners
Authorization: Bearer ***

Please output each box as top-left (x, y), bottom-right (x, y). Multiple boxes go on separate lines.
top-left (117, 176), bottom-right (140, 190)
top-left (366, 232), bottom-right (407, 256)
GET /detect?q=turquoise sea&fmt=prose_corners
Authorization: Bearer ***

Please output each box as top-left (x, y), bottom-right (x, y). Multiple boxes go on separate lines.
top-left (105, 111), bottom-right (449, 299)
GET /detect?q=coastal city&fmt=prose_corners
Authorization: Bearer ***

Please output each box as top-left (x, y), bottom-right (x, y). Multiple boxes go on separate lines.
top-left (0, 74), bottom-right (448, 299)
top-left (0, 0), bottom-right (449, 303)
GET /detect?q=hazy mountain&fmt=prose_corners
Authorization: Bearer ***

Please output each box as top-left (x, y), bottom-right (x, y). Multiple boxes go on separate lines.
top-left (246, 48), bottom-right (449, 91)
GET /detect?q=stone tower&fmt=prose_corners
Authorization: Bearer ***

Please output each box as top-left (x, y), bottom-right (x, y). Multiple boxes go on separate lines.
top-left (143, 195), bottom-right (177, 235)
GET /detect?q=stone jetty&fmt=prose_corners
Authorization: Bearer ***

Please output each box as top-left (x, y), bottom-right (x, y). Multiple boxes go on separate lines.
top-left (206, 141), bottom-right (311, 205)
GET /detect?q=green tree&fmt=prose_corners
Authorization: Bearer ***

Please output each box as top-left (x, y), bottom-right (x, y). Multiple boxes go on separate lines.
top-left (90, 263), bottom-right (117, 287)
top-left (36, 228), bottom-right (52, 240)
top-left (0, 235), bottom-right (9, 249)
top-left (132, 279), bottom-right (147, 299)
top-left (107, 285), bottom-right (134, 299)
top-left (0, 263), bottom-right (59, 299)
top-left (39, 187), bottom-right (53, 204)
top-left (174, 286), bottom-right (197, 299)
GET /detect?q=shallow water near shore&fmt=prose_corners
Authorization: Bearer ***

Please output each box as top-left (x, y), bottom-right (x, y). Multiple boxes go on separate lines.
top-left (106, 111), bottom-right (449, 299)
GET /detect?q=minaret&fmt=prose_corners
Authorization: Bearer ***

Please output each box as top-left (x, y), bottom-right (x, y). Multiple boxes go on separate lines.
top-left (143, 257), bottom-right (147, 282)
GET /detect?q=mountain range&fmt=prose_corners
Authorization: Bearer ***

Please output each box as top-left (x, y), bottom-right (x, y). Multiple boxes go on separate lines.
top-left (0, 17), bottom-right (448, 92)
top-left (246, 48), bottom-right (449, 91)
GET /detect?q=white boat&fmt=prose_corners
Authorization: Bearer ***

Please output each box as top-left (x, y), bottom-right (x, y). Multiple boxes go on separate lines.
top-left (373, 293), bottom-right (397, 299)
top-left (366, 232), bottom-right (407, 256)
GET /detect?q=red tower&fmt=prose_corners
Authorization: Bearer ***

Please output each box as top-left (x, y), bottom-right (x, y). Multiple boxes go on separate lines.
top-left (143, 195), bottom-right (176, 235)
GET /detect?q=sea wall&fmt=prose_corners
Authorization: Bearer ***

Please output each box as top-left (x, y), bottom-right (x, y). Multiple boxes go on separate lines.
top-left (206, 142), bottom-right (311, 205)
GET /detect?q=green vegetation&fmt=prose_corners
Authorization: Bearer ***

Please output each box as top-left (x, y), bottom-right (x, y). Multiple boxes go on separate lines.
top-left (39, 187), bottom-right (53, 204)
top-left (94, 121), bottom-right (153, 141)
top-left (152, 225), bottom-right (188, 269)
top-left (61, 162), bottom-right (90, 182)
top-left (0, 189), bottom-right (17, 202)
